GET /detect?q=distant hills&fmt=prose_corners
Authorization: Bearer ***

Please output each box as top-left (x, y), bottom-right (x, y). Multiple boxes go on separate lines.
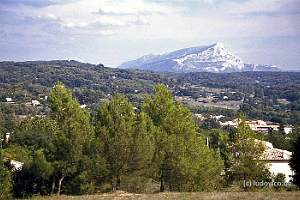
top-left (0, 60), bottom-right (299, 108)
top-left (0, 60), bottom-right (169, 105)
top-left (119, 43), bottom-right (280, 73)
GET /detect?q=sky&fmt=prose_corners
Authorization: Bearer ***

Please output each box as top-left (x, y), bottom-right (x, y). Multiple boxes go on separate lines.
top-left (0, 0), bottom-right (299, 69)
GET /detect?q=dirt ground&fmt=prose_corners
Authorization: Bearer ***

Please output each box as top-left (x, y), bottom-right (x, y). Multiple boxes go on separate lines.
top-left (30, 191), bottom-right (300, 200)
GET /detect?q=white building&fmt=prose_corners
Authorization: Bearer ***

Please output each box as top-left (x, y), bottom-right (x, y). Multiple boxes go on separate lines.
top-left (80, 104), bottom-right (87, 108)
top-left (5, 97), bottom-right (14, 104)
top-left (5, 97), bottom-right (12, 102)
top-left (284, 127), bottom-right (293, 134)
top-left (31, 100), bottom-right (41, 106)
top-left (194, 113), bottom-right (205, 121)
top-left (219, 119), bottom-right (238, 127)
top-left (220, 119), bottom-right (292, 134)
top-left (210, 115), bottom-right (225, 120)
top-left (262, 141), bottom-right (294, 182)
top-left (246, 120), bottom-right (280, 133)
top-left (5, 132), bottom-right (10, 143)
top-left (10, 160), bottom-right (24, 171)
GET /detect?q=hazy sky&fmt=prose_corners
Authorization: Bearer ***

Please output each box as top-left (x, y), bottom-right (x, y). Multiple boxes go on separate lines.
top-left (0, 0), bottom-right (299, 69)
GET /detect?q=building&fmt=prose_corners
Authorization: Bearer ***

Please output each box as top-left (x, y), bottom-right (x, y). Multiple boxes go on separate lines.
top-left (5, 97), bottom-right (14, 104)
top-left (5, 132), bottom-right (10, 143)
top-left (262, 141), bottom-right (294, 182)
top-left (246, 120), bottom-right (279, 133)
top-left (10, 160), bottom-right (24, 171)
top-left (210, 115), bottom-right (225, 120)
top-left (5, 97), bottom-right (12, 102)
top-left (219, 118), bottom-right (239, 127)
top-left (80, 104), bottom-right (87, 108)
top-left (283, 127), bottom-right (293, 134)
top-left (194, 113), bottom-right (206, 121)
top-left (220, 119), bottom-right (292, 134)
top-left (31, 100), bottom-right (41, 107)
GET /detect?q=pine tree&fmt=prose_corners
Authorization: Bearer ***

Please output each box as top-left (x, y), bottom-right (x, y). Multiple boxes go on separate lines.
top-left (49, 82), bottom-right (94, 195)
top-left (290, 126), bottom-right (300, 187)
top-left (129, 112), bottom-right (156, 175)
top-left (0, 134), bottom-right (12, 200)
top-left (12, 117), bottom-right (58, 196)
top-left (230, 113), bottom-right (267, 189)
top-left (96, 94), bottom-right (155, 191)
top-left (142, 84), bottom-right (223, 192)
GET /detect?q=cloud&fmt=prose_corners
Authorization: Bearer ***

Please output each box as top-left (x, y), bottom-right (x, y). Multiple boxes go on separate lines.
top-left (1, 0), bottom-right (299, 40)
top-left (96, 6), bottom-right (164, 16)
top-left (0, 0), bottom-right (77, 7)
top-left (35, 0), bottom-right (172, 33)
top-left (0, 0), bottom-right (299, 68)
top-left (224, 0), bottom-right (300, 16)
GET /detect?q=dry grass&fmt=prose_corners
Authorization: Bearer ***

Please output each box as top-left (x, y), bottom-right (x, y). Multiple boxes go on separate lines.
top-left (30, 191), bottom-right (300, 200)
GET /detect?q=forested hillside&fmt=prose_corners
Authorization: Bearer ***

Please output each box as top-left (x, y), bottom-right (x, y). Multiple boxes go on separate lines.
top-left (1, 60), bottom-right (299, 125)
top-left (0, 60), bottom-right (169, 105)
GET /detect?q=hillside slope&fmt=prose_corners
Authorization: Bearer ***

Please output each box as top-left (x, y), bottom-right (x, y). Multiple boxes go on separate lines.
top-left (0, 60), bottom-right (168, 105)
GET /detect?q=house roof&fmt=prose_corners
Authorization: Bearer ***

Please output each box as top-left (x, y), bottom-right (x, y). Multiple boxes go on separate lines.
top-left (264, 147), bottom-right (292, 161)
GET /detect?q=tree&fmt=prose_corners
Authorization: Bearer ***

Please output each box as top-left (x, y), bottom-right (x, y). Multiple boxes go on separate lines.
top-left (205, 128), bottom-right (232, 180)
top-left (0, 133), bottom-right (12, 200)
top-left (230, 113), bottom-right (268, 190)
top-left (49, 82), bottom-right (94, 195)
top-left (267, 130), bottom-right (293, 151)
top-left (127, 112), bottom-right (156, 178)
top-left (96, 94), bottom-right (155, 191)
top-left (278, 123), bottom-right (285, 135)
top-left (10, 117), bottom-right (59, 196)
top-left (290, 126), bottom-right (300, 187)
top-left (142, 84), bottom-right (223, 192)
top-left (274, 173), bottom-right (285, 183)
top-left (200, 118), bottom-right (221, 129)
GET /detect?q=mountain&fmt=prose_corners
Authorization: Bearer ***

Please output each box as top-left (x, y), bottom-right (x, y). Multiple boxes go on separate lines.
top-left (119, 43), bottom-right (280, 73)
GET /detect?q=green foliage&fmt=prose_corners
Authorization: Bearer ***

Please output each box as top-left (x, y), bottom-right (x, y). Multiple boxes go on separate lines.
top-left (0, 137), bottom-right (12, 200)
top-left (10, 83), bottom-right (106, 197)
top-left (3, 144), bottom-right (32, 164)
top-left (0, 60), bottom-right (167, 108)
top-left (12, 150), bottom-right (54, 197)
top-left (205, 129), bottom-right (232, 171)
top-left (0, 103), bottom-right (17, 133)
top-left (49, 82), bottom-right (95, 195)
top-left (1, 81), bottom-right (292, 197)
top-left (230, 114), bottom-right (269, 187)
top-left (13, 117), bottom-right (59, 159)
top-left (0, 165), bottom-right (12, 200)
top-left (8, 117), bottom-right (59, 197)
top-left (96, 94), bottom-right (155, 191)
top-left (290, 127), bottom-right (300, 187)
top-left (143, 84), bottom-right (223, 192)
top-left (274, 173), bottom-right (286, 191)
top-left (274, 173), bottom-right (286, 183)
top-left (266, 130), bottom-right (296, 151)
top-left (200, 118), bottom-right (221, 129)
